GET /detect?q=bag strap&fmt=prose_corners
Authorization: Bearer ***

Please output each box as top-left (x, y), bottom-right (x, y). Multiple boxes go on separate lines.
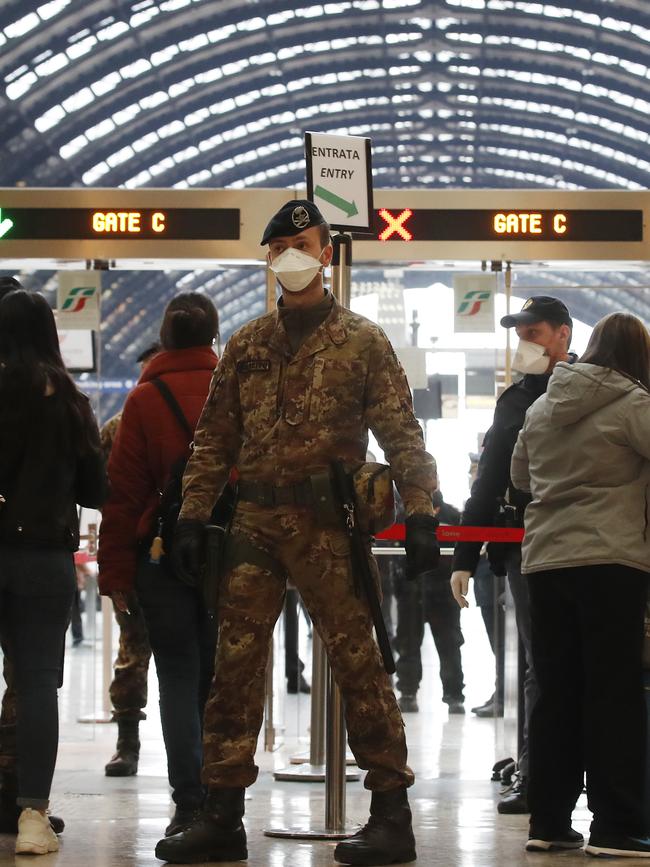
top-left (151, 378), bottom-right (194, 442)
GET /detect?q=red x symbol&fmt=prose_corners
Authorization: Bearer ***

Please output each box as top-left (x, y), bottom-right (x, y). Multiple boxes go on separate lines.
top-left (378, 208), bottom-right (413, 241)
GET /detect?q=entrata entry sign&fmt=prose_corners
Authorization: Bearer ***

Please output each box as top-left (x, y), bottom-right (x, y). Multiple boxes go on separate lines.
top-left (305, 131), bottom-right (373, 232)
top-left (0, 207), bottom-right (240, 240)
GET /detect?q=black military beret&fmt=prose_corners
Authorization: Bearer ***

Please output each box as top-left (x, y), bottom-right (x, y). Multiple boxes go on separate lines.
top-left (260, 199), bottom-right (327, 245)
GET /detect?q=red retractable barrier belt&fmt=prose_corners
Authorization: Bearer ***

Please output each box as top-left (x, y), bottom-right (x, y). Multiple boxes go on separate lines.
top-left (375, 524), bottom-right (524, 543)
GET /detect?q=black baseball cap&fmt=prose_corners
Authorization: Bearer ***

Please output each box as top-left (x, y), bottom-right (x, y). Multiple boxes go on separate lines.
top-left (260, 199), bottom-right (327, 245)
top-left (500, 296), bottom-right (572, 329)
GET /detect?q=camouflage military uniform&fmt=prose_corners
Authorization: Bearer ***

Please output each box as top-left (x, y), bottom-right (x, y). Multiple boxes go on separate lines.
top-left (181, 296), bottom-right (437, 791)
top-left (100, 413), bottom-right (152, 721)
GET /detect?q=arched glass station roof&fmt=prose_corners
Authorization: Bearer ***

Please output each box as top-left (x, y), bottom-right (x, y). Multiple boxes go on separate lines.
top-left (2, 0), bottom-right (650, 411)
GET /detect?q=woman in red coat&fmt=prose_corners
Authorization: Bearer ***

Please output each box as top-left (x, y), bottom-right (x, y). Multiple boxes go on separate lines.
top-left (98, 293), bottom-right (219, 837)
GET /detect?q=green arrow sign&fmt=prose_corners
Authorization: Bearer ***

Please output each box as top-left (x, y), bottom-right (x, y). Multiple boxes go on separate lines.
top-left (0, 209), bottom-right (14, 239)
top-left (314, 185), bottom-right (358, 218)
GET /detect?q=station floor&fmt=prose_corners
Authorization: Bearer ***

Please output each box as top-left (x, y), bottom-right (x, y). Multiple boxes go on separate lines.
top-left (1, 603), bottom-right (597, 866)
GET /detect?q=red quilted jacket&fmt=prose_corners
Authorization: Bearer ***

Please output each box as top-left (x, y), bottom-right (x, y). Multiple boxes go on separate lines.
top-left (98, 346), bottom-right (217, 595)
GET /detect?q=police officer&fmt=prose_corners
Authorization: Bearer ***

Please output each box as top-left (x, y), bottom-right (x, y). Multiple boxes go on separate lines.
top-left (450, 296), bottom-right (573, 815)
top-left (155, 200), bottom-right (439, 866)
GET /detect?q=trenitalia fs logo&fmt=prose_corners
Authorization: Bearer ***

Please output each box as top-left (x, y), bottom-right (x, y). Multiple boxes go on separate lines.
top-left (457, 290), bottom-right (492, 316)
top-left (60, 285), bottom-right (98, 313)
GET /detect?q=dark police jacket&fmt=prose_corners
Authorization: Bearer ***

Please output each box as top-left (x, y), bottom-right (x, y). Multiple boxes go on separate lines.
top-left (451, 371), bottom-right (552, 575)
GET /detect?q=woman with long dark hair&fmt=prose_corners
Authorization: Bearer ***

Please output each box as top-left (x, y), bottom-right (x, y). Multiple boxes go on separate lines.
top-left (0, 290), bottom-right (106, 855)
top-left (511, 312), bottom-right (650, 857)
top-left (98, 292), bottom-right (219, 838)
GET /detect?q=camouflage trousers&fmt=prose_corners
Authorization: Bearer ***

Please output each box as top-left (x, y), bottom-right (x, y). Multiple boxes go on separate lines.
top-left (202, 503), bottom-right (413, 791)
top-left (110, 595), bottom-right (152, 721)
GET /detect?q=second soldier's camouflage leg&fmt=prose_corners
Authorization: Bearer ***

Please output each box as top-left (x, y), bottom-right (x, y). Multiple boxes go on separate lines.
top-left (110, 596), bottom-right (151, 721)
top-left (282, 513), bottom-right (413, 792)
top-left (0, 654), bottom-right (16, 775)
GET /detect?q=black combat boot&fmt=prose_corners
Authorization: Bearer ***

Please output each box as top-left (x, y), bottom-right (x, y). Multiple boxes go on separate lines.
top-left (497, 774), bottom-right (529, 814)
top-left (105, 718), bottom-right (140, 777)
top-left (154, 787), bottom-right (247, 863)
top-left (334, 787), bottom-right (416, 866)
top-left (164, 805), bottom-right (202, 837)
top-left (0, 771), bottom-right (64, 834)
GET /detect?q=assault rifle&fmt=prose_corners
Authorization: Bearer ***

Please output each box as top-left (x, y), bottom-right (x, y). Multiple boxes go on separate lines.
top-left (330, 460), bottom-right (396, 675)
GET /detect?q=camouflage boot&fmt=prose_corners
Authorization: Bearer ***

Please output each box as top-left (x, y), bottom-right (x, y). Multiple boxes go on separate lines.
top-left (154, 787), bottom-right (247, 864)
top-left (334, 787), bottom-right (416, 866)
top-left (0, 771), bottom-right (64, 835)
top-left (105, 718), bottom-right (140, 777)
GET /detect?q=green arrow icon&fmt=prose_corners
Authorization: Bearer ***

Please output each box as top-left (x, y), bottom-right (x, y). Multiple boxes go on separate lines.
top-left (0, 209), bottom-right (14, 239)
top-left (314, 185), bottom-right (359, 218)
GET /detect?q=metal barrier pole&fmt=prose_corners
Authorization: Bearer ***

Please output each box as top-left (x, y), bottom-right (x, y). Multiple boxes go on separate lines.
top-left (505, 261), bottom-right (513, 388)
top-left (264, 641), bottom-right (357, 838)
top-left (78, 521), bottom-right (113, 724)
top-left (266, 264), bottom-right (276, 313)
top-left (274, 630), bottom-right (359, 782)
top-left (325, 668), bottom-right (347, 832)
top-left (310, 633), bottom-right (327, 766)
top-left (264, 639), bottom-right (275, 751)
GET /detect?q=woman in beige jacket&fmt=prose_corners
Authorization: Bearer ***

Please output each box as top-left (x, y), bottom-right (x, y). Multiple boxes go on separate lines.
top-left (511, 312), bottom-right (650, 858)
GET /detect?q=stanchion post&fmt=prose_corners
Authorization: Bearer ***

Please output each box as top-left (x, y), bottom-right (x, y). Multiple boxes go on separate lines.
top-left (78, 519), bottom-right (114, 724)
top-left (504, 261), bottom-right (513, 388)
top-left (101, 595), bottom-right (113, 716)
top-left (274, 631), bottom-right (359, 782)
top-left (266, 263), bottom-right (276, 313)
top-left (325, 668), bottom-right (347, 832)
top-left (264, 640), bottom-right (275, 751)
top-left (331, 233), bottom-right (352, 307)
top-left (310, 633), bottom-right (326, 766)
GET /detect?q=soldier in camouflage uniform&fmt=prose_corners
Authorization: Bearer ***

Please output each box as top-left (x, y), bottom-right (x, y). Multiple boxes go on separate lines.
top-left (156, 201), bottom-right (439, 866)
top-left (101, 344), bottom-right (159, 777)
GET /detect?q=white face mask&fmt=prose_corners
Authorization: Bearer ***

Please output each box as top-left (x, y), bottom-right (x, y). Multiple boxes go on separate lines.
top-left (269, 247), bottom-right (323, 293)
top-left (512, 339), bottom-right (550, 375)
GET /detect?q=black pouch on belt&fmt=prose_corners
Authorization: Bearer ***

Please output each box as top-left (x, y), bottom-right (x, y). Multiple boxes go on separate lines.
top-left (309, 464), bottom-right (395, 535)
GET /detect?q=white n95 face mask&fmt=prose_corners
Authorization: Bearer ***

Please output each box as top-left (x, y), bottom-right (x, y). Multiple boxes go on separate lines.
top-left (269, 247), bottom-right (323, 293)
top-left (512, 339), bottom-right (549, 375)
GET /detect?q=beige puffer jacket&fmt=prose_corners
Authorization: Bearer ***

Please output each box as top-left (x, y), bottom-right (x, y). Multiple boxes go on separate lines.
top-left (511, 362), bottom-right (650, 575)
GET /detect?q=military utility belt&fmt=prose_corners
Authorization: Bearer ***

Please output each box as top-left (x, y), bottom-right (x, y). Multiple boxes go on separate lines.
top-left (237, 479), bottom-right (315, 508)
top-left (238, 462), bottom-right (395, 536)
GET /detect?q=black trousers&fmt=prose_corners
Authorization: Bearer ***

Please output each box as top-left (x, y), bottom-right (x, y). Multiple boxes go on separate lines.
top-left (473, 556), bottom-right (505, 704)
top-left (393, 558), bottom-right (464, 702)
top-left (528, 564), bottom-right (648, 837)
top-left (0, 546), bottom-right (75, 809)
top-left (136, 558), bottom-right (216, 810)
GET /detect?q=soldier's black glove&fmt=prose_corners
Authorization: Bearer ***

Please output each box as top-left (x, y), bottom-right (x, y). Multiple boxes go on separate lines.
top-left (404, 514), bottom-right (440, 580)
top-left (172, 519), bottom-right (206, 586)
